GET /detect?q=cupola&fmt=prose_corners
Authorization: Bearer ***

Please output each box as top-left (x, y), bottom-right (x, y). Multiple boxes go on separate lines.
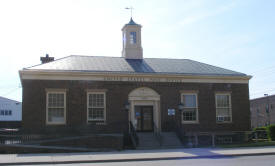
top-left (121, 18), bottom-right (143, 59)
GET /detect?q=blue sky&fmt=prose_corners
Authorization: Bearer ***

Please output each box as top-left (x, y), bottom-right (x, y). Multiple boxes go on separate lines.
top-left (0, 0), bottom-right (275, 102)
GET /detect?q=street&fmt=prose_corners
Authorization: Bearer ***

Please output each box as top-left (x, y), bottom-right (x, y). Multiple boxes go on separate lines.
top-left (19, 155), bottom-right (275, 166)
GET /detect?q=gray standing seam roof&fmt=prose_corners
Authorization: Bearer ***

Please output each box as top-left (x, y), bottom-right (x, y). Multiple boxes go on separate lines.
top-left (25, 55), bottom-right (247, 77)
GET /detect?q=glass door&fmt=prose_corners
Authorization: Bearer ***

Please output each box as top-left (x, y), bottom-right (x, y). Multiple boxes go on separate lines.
top-left (135, 106), bottom-right (153, 132)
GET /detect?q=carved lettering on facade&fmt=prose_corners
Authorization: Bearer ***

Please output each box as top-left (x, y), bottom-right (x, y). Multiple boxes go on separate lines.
top-left (165, 78), bottom-right (183, 82)
top-left (103, 76), bottom-right (185, 83)
top-left (103, 77), bottom-right (123, 81)
top-left (149, 78), bottom-right (161, 82)
top-left (127, 77), bottom-right (145, 82)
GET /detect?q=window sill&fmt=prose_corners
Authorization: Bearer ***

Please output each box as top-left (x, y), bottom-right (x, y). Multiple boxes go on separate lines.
top-left (182, 121), bottom-right (199, 124)
top-left (87, 120), bottom-right (106, 125)
top-left (46, 122), bottom-right (66, 125)
top-left (216, 121), bottom-right (232, 124)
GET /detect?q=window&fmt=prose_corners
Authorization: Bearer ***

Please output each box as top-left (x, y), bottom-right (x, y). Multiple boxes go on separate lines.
top-left (181, 93), bottom-right (198, 123)
top-left (87, 92), bottom-right (106, 122)
top-left (130, 31), bottom-right (136, 44)
top-left (215, 93), bottom-right (232, 123)
top-left (46, 90), bottom-right (66, 124)
top-left (266, 104), bottom-right (270, 113)
top-left (0, 110), bottom-right (12, 116)
top-left (123, 32), bottom-right (126, 47)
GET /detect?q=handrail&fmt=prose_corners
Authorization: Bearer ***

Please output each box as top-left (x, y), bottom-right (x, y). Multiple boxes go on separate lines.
top-left (153, 122), bottom-right (162, 146)
top-left (174, 121), bottom-right (184, 144)
top-left (129, 121), bottom-right (139, 148)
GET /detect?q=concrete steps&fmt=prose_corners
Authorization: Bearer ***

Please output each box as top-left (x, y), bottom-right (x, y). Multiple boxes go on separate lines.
top-left (136, 132), bottom-right (183, 149)
top-left (161, 132), bottom-right (183, 148)
top-left (137, 132), bottom-right (160, 149)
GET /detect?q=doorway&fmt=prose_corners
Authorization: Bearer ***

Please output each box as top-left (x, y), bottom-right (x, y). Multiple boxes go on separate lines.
top-left (135, 106), bottom-right (153, 132)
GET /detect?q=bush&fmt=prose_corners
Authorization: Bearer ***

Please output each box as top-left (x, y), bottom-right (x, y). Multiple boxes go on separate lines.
top-left (267, 124), bottom-right (275, 141)
top-left (254, 127), bottom-right (267, 131)
top-left (253, 127), bottom-right (268, 139)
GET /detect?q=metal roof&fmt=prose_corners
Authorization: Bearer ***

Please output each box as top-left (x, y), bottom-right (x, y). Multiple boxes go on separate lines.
top-left (0, 96), bottom-right (21, 103)
top-left (126, 17), bottom-right (138, 25)
top-left (24, 55), bottom-right (248, 77)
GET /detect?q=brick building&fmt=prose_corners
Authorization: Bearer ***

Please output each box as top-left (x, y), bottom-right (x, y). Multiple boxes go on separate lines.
top-left (250, 94), bottom-right (275, 128)
top-left (19, 18), bottom-right (252, 148)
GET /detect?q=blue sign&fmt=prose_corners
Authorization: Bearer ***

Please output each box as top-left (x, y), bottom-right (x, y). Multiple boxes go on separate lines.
top-left (168, 109), bottom-right (175, 116)
top-left (135, 112), bottom-right (141, 116)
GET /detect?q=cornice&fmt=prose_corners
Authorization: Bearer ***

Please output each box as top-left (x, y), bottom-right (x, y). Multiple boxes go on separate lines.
top-left (19, 70), bottom-right (251, 84)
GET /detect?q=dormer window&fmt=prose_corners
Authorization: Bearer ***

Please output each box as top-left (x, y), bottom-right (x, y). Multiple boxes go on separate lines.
top-left (130, 31), bottom-right (136, 44)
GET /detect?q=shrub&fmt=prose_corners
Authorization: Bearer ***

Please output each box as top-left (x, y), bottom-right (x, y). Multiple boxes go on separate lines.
top-left (253, 127), bottom-right (267, 131)
top-left (267, 124), bottom-right (275, 141)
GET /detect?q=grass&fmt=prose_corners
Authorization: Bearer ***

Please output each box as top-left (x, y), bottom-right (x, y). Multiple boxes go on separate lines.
top-left (218, 141), bottom-right (275, 148)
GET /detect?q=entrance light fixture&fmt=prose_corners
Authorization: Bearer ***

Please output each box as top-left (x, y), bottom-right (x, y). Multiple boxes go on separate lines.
top-left (178, 103), bottom-right (184, 111)
top-left (124, 101), bottom-right (130, 111)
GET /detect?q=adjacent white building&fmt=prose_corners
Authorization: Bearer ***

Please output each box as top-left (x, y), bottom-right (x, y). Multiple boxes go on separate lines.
top-left (0, 96), bottom-right (22, 122)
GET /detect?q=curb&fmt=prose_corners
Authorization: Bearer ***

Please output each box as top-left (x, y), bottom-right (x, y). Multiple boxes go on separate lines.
top-left (1, 152), bottom-right (275, 165)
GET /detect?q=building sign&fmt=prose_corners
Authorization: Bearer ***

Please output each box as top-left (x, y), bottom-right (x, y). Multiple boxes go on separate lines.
top-left (168, 109), bottom-right (175, 116)
top-left (103, 76), bottom-right (183, 83)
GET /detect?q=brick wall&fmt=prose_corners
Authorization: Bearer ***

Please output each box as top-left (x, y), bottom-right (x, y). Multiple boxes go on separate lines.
top-left (22, 80), bottom-right (250, 134)
top-left (250, 95), bottom-right (275, 128)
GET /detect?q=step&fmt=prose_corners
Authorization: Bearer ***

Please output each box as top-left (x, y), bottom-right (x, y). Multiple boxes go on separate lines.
top-left (137, 132), bottom-right (161, 149)
top-left (160, 132), bottom-right (182, 147)
top-left (136, 132), bottom-right (183, 149)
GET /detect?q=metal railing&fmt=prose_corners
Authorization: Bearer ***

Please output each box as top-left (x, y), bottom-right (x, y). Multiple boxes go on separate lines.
top-left (129, 121), bottom-right (139, 148)
top-left (0, 128), bottom-right (43, 145)
top-left (174, 121), bottom-right (185, 144)
top-left (153, 122), bottom-right (162, 146)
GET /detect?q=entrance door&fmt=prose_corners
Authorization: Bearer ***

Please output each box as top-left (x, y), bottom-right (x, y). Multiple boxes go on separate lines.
top-left (135, 106), bottom-right (153, 132)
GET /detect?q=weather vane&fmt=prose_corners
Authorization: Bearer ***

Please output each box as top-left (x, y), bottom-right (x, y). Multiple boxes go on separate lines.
top-left (125, 6), bottom-right (134, 18)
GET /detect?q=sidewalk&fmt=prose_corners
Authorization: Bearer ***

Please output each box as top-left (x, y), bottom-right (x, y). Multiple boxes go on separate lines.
top-left (0, 146), bottom-right (275, 165)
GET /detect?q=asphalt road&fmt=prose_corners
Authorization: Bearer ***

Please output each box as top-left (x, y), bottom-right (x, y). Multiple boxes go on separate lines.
top-left (19, 154), bottom-right (275, 166)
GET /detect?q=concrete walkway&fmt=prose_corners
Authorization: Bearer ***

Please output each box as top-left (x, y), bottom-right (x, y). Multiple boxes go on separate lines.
top-left (0, 146), bottom-right (275, 165)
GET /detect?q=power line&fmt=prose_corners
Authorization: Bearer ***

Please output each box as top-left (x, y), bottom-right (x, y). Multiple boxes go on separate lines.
top-left (250, 88), bottom-right (275, 96)
top-left (1, 87), bottom-right (21, 97)
top-left (250, 65), bottom-right (275, 74)
top-left (0, 85), bottom-right (20, 89)
top-left (251, 72), bottom-right (275, 78)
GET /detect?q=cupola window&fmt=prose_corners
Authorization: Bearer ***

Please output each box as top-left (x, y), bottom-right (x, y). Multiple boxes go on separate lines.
top-left (123, 32), bottom-right (126, 48)
top-left (130, 31), bottom-right (137, 44)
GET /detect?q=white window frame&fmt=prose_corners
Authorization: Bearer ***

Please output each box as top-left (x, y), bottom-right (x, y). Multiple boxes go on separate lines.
top-left (215, 92), bottom-right (232, 123)
top-left (129, 31), bottom-right (137, 44)
top-left (181, 92), bottom-right (199, 124)
top-left (87, 91), bottom-right (106, 122)
top-left (46, 89), bottom-right (66, 125)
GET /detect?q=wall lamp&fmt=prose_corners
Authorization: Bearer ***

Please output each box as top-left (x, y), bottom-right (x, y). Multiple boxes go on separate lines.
top-left (178, 103), bottom-right (184, 112)
top-left (124, 101), bottom-right (130, 111)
